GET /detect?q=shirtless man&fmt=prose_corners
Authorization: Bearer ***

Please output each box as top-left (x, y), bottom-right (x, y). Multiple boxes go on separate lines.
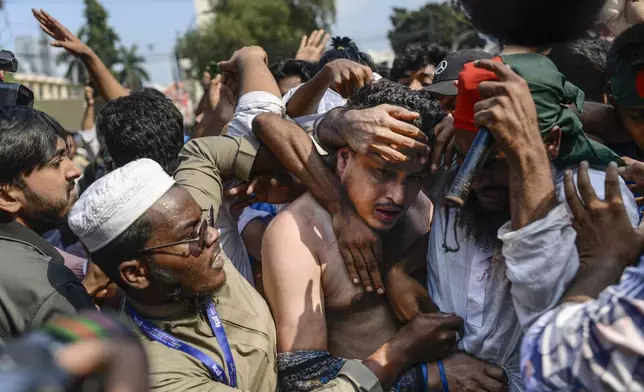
top-left (262, 81), bottom-right (506, 391)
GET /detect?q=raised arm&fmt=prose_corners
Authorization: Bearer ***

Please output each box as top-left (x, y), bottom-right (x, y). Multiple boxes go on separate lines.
top-left (286, 59), bottom-right (373, 118)
top-left (81, 85), bottom-right (95, 131)
top-left (473, 59), bottom-right (557, 230)
top-left (33, 9), bottom-right (128, 101)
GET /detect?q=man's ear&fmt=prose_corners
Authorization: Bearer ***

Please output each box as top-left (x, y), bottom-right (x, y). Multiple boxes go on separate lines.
top-left (336, 148), bottom-right (353, 177)
top-left (0, 184), bottom-right (25, 215)
top-left (544, 126), bottom-right (562, 161)
top-left (119, 259), bottom-right (151, 290)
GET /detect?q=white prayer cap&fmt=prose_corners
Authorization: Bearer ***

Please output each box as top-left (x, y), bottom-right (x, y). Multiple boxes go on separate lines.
top-left (68, 158), bottom-right (176, 253)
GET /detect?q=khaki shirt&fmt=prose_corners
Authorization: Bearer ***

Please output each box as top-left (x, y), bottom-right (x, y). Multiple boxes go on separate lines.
top-left (133, 135), bottom-right (382, 392)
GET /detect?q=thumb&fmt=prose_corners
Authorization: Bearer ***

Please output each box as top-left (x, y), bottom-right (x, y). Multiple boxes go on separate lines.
top-left (384, 105), bottom-right (420, 121)
top-left (621, 156), bottom-right (638, 166)
top-left (417, 292), bottom-right (435, 313)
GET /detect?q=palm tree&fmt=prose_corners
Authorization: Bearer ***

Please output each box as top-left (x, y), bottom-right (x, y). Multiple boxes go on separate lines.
top-left (116, 44), bottom-right (149, 91)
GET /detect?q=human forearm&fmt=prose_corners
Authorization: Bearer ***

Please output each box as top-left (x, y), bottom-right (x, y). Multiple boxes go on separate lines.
top-left (316, 108), bottom-right (350, 150)
top-left (252, 113), bottom-right (345, 215)
top-left (194, 111), bottom-right (228, 138)
top-left (175, 136), bottom-right (257, 219)
top-left (509, 148), bottom-right (557, 230)
top-left (560, 262), bottom-right (625, 304)
top-left (239, 58), bottom-right (281, 98)
top-left (286, 69), bottom-right (333, 118)
top-left (82, 50), bottom-right (128, 101)
top-left (81, 103), bottom-right (94, 131)
top-left (362, 339), bottom-right (411, 391)
top-left (501, 203), bottom-right (580, 329)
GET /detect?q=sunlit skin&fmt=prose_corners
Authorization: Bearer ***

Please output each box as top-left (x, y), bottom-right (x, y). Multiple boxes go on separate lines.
top-left (14, 138), bottom-right (81, 232)
top-left (337, 149), bottom-right (429, 231)
top-left (397, 64), bottom-right (437, 91)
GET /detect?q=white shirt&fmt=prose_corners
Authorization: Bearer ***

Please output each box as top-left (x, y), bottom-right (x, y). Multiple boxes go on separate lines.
top-left (216, 91), bottom-right (285, 285)
top-left (427, 167), bottom-right (639, 391)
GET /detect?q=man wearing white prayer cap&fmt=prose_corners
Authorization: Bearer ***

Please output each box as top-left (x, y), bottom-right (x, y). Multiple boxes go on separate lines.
top-left (69, 158), bottom-right (436, 392)
top-left (68, 158), bottom-right (278, 391)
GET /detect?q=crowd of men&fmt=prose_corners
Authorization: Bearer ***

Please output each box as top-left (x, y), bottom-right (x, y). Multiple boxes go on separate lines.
top-left (0, 1), bottom-right (643, 392)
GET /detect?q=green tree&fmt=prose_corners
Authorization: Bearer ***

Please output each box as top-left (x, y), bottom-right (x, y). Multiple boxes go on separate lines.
top-left (117, 44), bottom-right (150, 91)
top-left (56, 0), bottom-right (120, 83)
top-left (177, 0), bottom-right (336, 78)
top-left (388, 2), bottom-right (485, 55)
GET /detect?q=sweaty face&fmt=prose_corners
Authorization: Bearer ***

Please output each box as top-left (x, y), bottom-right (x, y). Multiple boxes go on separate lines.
top-left (398, 64), bottom-right (437, 91)
top-left (142, 187), bottom-right (224, 299)
top-left (617, 105), bottom-right (644, 150)
top-left (20, 138), bottom-right (80, 234)
top-left (338, 150), bottom-right (427, 231)
top-left (453, 130), bottom-right (510, 212)
top-left (278, 75), bottom-right (304, 96)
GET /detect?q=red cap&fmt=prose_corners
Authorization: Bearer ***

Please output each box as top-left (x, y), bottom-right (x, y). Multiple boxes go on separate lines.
top-left (453, 57), bottom-right (503, 132)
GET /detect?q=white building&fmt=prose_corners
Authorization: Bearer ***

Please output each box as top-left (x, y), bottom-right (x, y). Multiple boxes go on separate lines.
top-left (11, 73), bottom-right (83, 101)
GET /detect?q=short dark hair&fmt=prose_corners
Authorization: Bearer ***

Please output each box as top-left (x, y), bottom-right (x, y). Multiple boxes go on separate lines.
top-left (347, 79), bottom-right (446, 147)
top-left (270, 59), bottom-right (317, 84)
top-left (91, 213), bottom-right (152, 282)
top-left (0, 106), bottom-right (68, 186)
top-left (548, 39), bottom-right (611, 102)
top-left (460, 0), bottom-right (605, 46)
top-left (389, 43), bottom-right (449, 82)
top-left (96, 91), bottom-right (184, 175)
top-left (607, 22), bottom-right (644, 78)
top-left (319, 37), bottom-right (375, 70)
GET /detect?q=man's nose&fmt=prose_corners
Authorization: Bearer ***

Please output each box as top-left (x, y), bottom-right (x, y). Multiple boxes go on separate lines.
top-left (206, 226), bottom-right (220, 248)
top-left (65, 161), bottom-right (82, 181)
top-left (387, 183), bottom-right (406, 205)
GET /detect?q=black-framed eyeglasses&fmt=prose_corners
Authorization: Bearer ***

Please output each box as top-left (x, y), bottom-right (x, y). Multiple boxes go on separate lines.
top-left (139, 205), bottom-right (215, 254)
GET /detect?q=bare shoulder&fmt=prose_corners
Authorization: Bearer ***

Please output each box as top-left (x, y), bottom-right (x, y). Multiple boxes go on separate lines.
top-left (264, 193), bottom-right (336, 257)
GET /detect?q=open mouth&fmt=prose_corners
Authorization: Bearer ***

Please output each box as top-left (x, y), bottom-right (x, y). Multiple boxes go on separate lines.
top-left (374, 208), bottom-right (402, 223)
top-left (210, 243), bottom-right (225, 269)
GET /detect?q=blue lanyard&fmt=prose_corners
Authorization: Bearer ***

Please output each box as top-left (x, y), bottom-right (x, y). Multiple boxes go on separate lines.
top-left (127, 300), bottom-right (237, 387)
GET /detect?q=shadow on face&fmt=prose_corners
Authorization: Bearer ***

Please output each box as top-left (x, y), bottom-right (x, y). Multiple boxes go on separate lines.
top-left (398, 65), bottom-right (437, 91)
top-left (453, 130), bottom-right (511, 212)
top-left (139, 186), bottom-right (225, 299)
top-left (336, 149), bottom-right (427, 231)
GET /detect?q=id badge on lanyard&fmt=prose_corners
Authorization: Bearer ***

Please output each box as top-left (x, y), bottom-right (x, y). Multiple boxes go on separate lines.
top-left (127, 300), bottom-right (237, 387)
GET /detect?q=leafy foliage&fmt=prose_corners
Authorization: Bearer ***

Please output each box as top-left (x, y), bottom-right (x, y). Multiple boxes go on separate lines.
top-left (177, 0), bottom-right (336, 77)
top-left (388, 2), bottom-right (485, 55)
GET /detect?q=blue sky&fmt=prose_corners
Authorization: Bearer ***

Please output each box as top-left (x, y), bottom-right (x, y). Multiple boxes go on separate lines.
top-left (2, 0), bottom-right (430, 85)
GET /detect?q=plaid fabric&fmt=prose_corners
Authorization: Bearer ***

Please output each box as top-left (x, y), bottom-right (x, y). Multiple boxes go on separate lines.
top-left (521, 258), bottom-right (644, 392)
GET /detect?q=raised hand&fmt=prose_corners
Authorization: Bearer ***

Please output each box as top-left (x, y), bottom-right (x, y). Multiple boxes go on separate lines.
top-left (473, 59), bottom-right (542, 163)
top-left (218, 46), bottom-right (268, 74)
top-left (321, 59), bottom-right (374, 98)
top-left (565, 161), bottom-right (644, 270)
top-left (295, 29), bottom-right (330, 63)
top-left (32, 9), bottom-right (91, 58)
top-left (338, 104), bottom-right (431, 164)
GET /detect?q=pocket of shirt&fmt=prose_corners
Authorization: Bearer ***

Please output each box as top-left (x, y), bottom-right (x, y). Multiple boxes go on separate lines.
top-left (465, 262), bottom-right (490, 328)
